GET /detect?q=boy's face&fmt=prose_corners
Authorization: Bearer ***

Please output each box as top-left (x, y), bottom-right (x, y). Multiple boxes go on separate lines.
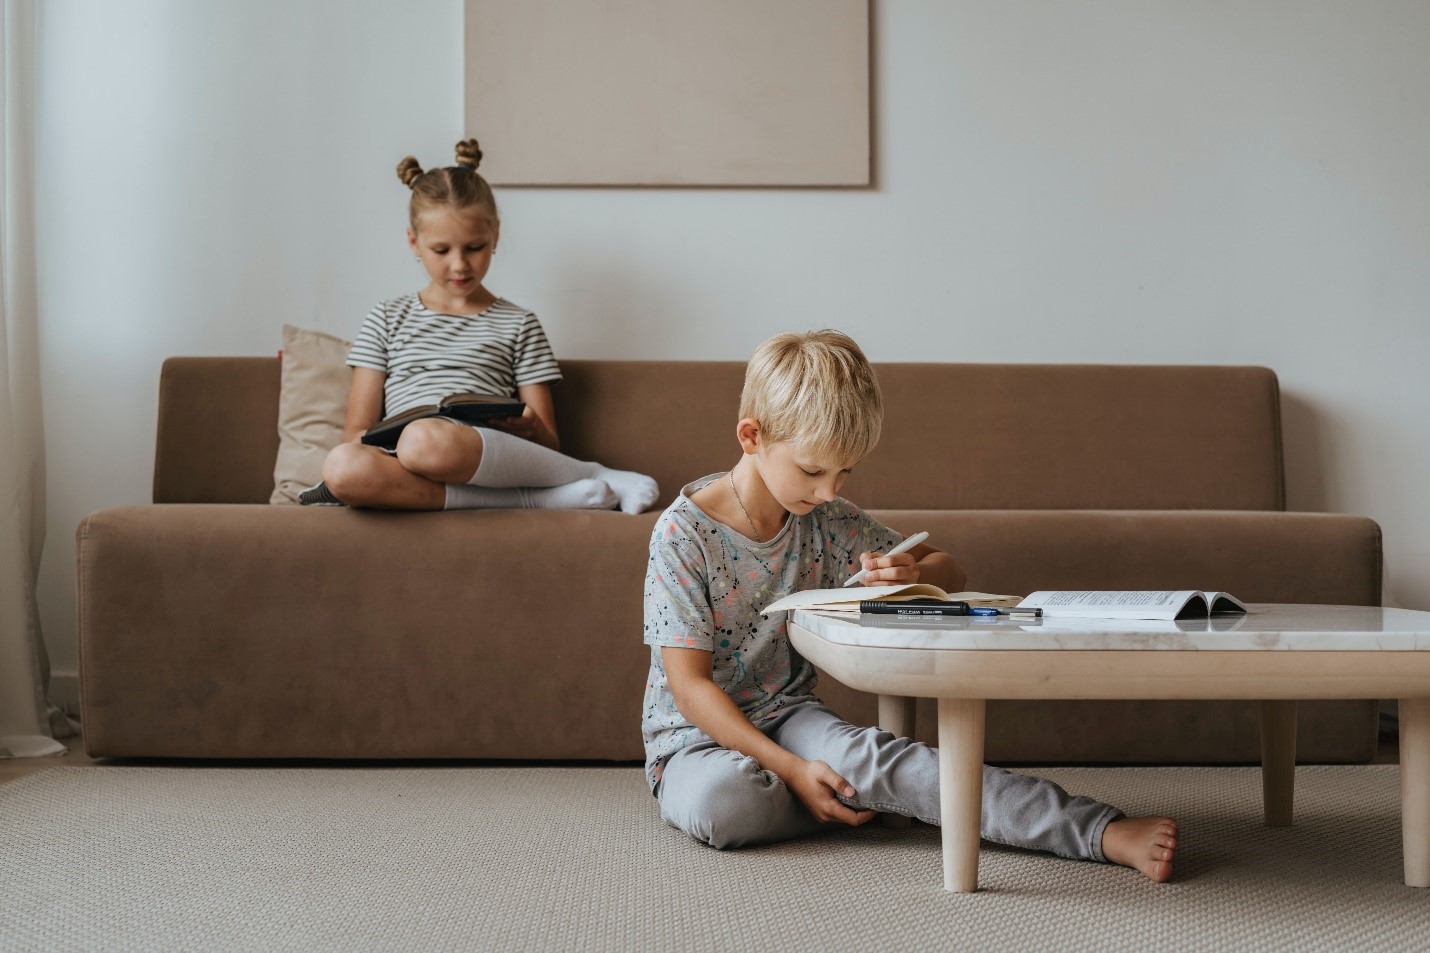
top-left (755, 438), bottom-right (859, 515)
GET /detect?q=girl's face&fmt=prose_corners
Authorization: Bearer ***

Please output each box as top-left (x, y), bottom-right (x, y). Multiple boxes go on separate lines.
top-left (407, 207), bottom-right (499, 303)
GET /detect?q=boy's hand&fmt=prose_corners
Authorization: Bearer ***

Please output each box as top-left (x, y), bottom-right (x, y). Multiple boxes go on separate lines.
top-left (785, 759), bottom-right (878, 827)
top-left (857, 550), bottom-right (921, 586)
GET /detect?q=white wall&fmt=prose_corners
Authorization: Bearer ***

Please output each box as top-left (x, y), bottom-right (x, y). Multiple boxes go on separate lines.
top-left (34, 0), bottom-right (1430, 687)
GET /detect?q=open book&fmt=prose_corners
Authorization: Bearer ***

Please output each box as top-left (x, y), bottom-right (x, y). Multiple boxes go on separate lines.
top-left (1015, 590), bottom-right (1248, 621)
top-left (361, 394), bottom-right (525, 450)
top-left (761, 585), bottom-right (1023, 616)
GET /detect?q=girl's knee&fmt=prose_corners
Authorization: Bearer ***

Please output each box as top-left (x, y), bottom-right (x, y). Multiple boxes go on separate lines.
top-left (395, 418), bottom-right (474, 477)
top-left (322, 443), bottom-right (377, 500)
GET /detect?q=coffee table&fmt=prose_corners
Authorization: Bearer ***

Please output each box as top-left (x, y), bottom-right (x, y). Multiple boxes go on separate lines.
top-left (787, 603), bottom-right (1430, 892)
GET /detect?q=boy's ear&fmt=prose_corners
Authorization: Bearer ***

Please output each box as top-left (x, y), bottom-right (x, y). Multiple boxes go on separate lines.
top-left (736, 418), bottom-right (762, 455)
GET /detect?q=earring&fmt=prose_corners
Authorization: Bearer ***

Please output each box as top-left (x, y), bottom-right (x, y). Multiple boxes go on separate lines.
top-left (414, 257), bottom-right (421, 263)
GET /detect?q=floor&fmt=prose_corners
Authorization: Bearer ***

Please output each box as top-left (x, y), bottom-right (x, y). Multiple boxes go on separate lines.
top-left (0, 737), bottom-right (96, 786)
top-left (6, 762), bottom-right (1421, 951)
top-left (0, 728), bottom-right (1403, 787)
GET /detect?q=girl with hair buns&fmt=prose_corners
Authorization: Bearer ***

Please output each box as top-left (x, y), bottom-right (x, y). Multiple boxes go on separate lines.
top-left (301, 139), bottom-right (659, 513)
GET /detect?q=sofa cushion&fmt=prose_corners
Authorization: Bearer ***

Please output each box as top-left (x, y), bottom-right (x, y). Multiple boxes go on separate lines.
top-left (270, 326), bottom-right (352, 505)
top-left (76, 505), bottom-right (1381, 761)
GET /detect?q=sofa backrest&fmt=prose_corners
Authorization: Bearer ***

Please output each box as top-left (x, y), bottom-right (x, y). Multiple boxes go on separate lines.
top-left (154, 357), bottom-right (1285, 510)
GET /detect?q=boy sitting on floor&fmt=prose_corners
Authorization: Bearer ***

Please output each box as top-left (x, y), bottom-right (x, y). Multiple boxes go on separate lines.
top-left (639, 329), bottom-right (1177, 881)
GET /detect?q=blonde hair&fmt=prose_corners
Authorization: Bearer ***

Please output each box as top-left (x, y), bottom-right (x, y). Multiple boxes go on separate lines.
top-left (396, 139), bottom-right (499, 231)
top-left (739, 330), bottom-right (883, 465)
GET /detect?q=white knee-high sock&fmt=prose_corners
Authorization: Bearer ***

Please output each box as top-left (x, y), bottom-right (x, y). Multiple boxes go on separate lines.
top-left (471, 427), bottom-right (597, 487)
top-left (444, 479), bottom-right (617, 511)
top-left (471, 427), bottom-right (659, 514)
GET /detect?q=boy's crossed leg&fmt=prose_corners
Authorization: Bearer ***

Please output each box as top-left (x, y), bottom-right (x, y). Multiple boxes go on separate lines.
top-left (657, 702), bottom-right (1176, 880)
top-left (656, 741), bottom-right (834, 849)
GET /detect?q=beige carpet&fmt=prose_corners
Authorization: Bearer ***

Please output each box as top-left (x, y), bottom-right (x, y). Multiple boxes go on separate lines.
top-left (0, 764), bottom-right (1423, 951)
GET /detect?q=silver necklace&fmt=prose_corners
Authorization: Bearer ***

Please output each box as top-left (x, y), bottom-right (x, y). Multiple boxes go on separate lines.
top-left (728, 470), bottom-right (763, 541)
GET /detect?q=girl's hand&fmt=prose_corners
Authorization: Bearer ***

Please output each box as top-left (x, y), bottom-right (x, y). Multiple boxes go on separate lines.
top-left (485, 406), bottom-right (546, 443)
top-left (784, 759), bottom-right (877, 827)
top-left (857, 550), bottom-right (921, 586)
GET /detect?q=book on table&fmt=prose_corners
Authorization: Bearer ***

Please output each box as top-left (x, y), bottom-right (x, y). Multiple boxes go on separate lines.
top-left (1014, 590), bottom-right (1248, 621)
top-left (361, 394), bottom-right (525, 449)
top-left (761, 585), bottom-right (1024, 617)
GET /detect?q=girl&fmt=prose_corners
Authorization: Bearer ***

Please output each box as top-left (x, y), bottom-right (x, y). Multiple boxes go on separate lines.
top-left (302, 140), bottom-right (658, 514)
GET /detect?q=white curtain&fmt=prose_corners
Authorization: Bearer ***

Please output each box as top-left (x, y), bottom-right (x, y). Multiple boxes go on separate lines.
top-left (0, 0), bottom-right (68, 760)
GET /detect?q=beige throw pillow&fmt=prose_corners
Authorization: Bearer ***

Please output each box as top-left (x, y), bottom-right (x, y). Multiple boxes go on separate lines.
top-left (270, 325), bottom-right (353, 504)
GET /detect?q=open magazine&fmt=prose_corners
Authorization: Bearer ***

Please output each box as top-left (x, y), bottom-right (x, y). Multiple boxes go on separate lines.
top-left (1015, 590), bottom-right (1248, 621)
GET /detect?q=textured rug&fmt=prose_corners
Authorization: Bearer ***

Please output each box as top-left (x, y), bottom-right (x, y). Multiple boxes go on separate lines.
top-left (0, 765), bottom-right (1423, 951)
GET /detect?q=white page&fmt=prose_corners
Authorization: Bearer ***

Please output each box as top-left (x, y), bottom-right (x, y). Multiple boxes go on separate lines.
top-left (1016, 590), bottom-right (1202, 621)
top-left (761, 584), bottom-right (948, 615)
top-left (1204, 591), bottom-right (1249, 613)
top-left (1018, 617), bottom-right (1185, 633)
top-left (761, 587), bottom-right (1015, 616)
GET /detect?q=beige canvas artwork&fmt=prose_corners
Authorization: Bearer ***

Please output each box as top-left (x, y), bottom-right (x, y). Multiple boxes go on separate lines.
top-left (465, 0), bottom-right (870, 187)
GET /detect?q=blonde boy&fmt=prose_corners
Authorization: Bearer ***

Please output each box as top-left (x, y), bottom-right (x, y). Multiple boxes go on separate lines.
top-left (640, 330), bottom-right (1178, 881)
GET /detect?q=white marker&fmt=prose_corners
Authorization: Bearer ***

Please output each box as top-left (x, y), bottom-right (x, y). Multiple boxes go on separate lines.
top-left (842, 531), bottom-right (930, 587)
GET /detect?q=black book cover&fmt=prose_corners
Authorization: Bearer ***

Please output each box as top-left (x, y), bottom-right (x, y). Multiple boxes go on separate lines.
top-left (361, 394), bottom-right (525, 449)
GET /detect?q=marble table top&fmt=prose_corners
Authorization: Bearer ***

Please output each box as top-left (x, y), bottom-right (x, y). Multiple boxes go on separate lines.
top-left (791, 604), bottom-right (1430, 651)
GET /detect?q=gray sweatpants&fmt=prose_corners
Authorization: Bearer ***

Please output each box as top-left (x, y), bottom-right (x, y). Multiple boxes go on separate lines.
top-left (655, 701), bottom-right (1121, 861)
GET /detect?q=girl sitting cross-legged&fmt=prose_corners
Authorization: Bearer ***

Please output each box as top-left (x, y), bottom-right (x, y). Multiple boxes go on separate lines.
top-left (302, 139), bottom-right (658, 514)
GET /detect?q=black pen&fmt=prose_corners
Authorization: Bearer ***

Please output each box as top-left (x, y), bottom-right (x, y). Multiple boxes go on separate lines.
top-left (860, 599), bottom-right (970, 617)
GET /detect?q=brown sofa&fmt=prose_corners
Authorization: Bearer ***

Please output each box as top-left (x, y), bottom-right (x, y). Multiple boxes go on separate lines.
top-left (77, 358), bottom-right (1383, 763)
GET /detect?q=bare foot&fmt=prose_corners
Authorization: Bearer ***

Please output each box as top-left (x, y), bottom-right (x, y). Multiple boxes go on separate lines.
top-left (1101, 816), bottom-right (1178, 882)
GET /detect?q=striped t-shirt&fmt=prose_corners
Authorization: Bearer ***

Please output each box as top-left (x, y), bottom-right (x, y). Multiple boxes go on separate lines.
top-left (347, 293), bottom-right (562, 416)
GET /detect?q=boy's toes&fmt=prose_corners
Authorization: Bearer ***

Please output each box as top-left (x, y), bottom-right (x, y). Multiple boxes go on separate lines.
top-left (1102, 815), bottom-right (1179, 883)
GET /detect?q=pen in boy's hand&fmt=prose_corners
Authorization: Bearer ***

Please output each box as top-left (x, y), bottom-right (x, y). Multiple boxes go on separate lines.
top-left (842, 531), bottom-right (930, 588)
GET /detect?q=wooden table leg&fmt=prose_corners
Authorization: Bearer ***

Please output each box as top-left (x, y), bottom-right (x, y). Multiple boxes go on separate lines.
top-left (1401, 698), bottom-right (1430, 887)
top-left (937, 697), bottom-right (985, 892)
top-left (1260, 700), bottom-right (1297, 827)
top-left (877, 695), bottom-right (917, 828)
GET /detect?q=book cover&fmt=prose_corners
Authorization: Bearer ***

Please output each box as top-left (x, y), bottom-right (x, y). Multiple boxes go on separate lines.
top-left (361, 394), bottom-right (525, 449)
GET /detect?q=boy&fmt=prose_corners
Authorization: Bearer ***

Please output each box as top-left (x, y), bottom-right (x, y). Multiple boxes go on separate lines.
top-left (640, 330), bottom-right (1177, 881)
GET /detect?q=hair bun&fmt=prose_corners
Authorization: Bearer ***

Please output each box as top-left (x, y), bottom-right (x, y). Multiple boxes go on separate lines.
top-left (454, 138), bottom-right (483, 170)
top-left (396, 156), bottom-right (424, 189)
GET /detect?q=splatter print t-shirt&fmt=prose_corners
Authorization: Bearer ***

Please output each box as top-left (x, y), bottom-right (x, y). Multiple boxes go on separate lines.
top-left (641, 473), bottom-right (903, 791)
